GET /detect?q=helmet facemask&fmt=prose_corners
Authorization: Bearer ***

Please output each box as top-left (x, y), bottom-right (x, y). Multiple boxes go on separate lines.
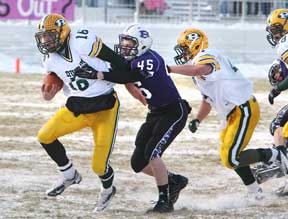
top-left (35, 29), bottom-right (61, 54)
top-left (174, 45), bottom-right (192, 65)
top-left (115, 34), bottom-right (139, 60)
top-left (266, 23), bottom-right (287, 47)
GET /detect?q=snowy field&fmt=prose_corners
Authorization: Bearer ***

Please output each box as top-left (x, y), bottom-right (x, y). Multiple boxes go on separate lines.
top-left (1, 21), bottom-right (288, 218)
top-left (1, 72), bottom-right (288, 219)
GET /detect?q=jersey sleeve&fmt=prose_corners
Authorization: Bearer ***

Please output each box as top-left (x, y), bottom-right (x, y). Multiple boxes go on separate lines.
top-left (193, 54), bottom-right (220, 72)
top-left (72, 29), bottom-right (103, 57)
top-left (72, 29), bottom-right (130, 71)
top-left (277, 35), bottom-right (288, 65)
top-left (43, 57), bottom-right (56, 73)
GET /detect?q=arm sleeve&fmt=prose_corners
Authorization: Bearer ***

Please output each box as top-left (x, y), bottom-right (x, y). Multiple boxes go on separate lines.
top-left (97, 43), bottom-right (130, 70)
top-left (276, 77), bottom-right (288, 91)
top-left (194, 54), bottom-right (220, 71)
top-left (102, 68), bottom-right (144, 84)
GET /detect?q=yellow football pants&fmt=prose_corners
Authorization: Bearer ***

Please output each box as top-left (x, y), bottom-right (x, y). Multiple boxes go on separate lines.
top-left (220, 97), bottom-right (260, 169)
top-left (282, 123), bottom-right (288, 138)
top-left (37, 97), bottom-right (120, 175)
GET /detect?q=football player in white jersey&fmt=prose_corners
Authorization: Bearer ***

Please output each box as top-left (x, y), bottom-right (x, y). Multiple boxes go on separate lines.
top-left (35, 13), bottom-right (145, 212)
top-left (167, 28), bottom-right (288, 199)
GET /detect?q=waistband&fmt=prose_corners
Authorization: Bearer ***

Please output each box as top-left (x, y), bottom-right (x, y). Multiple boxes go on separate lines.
top-left (148, 98), bottom-right (181, 112)
top-left (226, 96), bottom-right (256, 120)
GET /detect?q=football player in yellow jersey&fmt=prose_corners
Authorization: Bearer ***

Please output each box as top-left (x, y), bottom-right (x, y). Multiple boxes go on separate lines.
top-left (35, 13), bottom-right (145, 212)
top-left (166, 28), bottom-right (288, 199)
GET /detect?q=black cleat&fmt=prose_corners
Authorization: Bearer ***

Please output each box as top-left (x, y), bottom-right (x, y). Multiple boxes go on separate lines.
top-left (146, 199), bottom-right (174, 213)
top-left (168, 174), bottom-right (188, 204)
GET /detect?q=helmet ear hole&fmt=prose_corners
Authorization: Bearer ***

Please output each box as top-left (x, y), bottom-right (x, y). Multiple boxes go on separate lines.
top-left (195, 45), bottom-right (199, 50)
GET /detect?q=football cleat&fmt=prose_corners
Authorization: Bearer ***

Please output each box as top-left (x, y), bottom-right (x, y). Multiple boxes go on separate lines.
top-left (146, 199), bottom-right (174, 214)
top-left (252, 162), bottom-right (284, 184)
top-left (94, 186), bottom-right (116, 212)
top-left (168, 173), bottom-right (188, 204)
top-left (46, 170), bottom-right (82, 197)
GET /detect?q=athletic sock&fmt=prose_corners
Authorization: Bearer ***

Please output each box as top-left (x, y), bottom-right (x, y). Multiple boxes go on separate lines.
top-left (268, 147), bottom-right (279, 162)
top-left (59, 160), bottom-right (76, 180)
top-left (246, 181), bottom-right (261, 193)
top-left (99, 165), bottom-right (114, 189)
top-left (158, 184), bottom-right (169, 202)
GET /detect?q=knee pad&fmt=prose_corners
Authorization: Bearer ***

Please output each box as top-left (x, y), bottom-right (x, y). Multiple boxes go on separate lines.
top-left (131, 148), bottom-right (147, 173)
top-left (37, 126), bottom-right (57, 144)
top-left (37, 129), bottom-right (55, 144)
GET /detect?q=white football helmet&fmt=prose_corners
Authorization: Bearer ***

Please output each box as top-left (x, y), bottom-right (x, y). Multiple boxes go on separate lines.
top-left (114, 24), bottom-right (153, 60)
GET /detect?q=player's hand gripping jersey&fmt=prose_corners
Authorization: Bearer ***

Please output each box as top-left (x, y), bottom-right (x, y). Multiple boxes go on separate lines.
top-left (191, 48), bottom-right (253, 119)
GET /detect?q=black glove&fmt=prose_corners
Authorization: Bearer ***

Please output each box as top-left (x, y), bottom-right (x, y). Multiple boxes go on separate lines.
top-left (188, 119), bottom-right (200, 133)
top-left (74, 64), bottom-right (98, 79)
top-left (268, 88), bottom-right (281, 105)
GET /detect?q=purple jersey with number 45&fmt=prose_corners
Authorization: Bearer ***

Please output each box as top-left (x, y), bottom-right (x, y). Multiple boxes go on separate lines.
top-left (130, 49), bottom-right (181, 107)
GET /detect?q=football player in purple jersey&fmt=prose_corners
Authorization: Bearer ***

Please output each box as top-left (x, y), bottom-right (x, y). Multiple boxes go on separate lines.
top-left (75, 24), bottom-right (191, 213)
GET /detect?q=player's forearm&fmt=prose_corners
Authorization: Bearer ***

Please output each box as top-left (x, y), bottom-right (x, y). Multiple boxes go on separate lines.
top-left (125, 83), bottom-right (147, 106)
top-left (97, 43), bottom-right (130, 70)
top-left (102, 68), bottom-right (142, 84)
top-left (169, 64), bottom-right (212, 76)
top-left (196, 99), bottom-right (211, 121)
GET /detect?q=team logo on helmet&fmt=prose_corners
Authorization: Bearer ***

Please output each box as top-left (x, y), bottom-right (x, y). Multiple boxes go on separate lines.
top-left (55, 19), bottom-right (66, 27)
top-left (278, 12), bottom-right (288, 19)
top-left (186, 33), bottom-right (200, 41)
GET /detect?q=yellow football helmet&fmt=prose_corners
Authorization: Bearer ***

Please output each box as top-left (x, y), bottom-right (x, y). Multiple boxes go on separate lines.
top-left (174, 28), bottom-right (208, 65)
top-left (35, 13), bottom-right (70, 54)
top-left (266, 8), bottom-right (288, 47)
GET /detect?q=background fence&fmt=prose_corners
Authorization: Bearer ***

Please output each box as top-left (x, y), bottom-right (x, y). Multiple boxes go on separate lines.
top-left (74, 0), bottom-right (288, 24)
top-left (0, 0), bottom-right (286, 73)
